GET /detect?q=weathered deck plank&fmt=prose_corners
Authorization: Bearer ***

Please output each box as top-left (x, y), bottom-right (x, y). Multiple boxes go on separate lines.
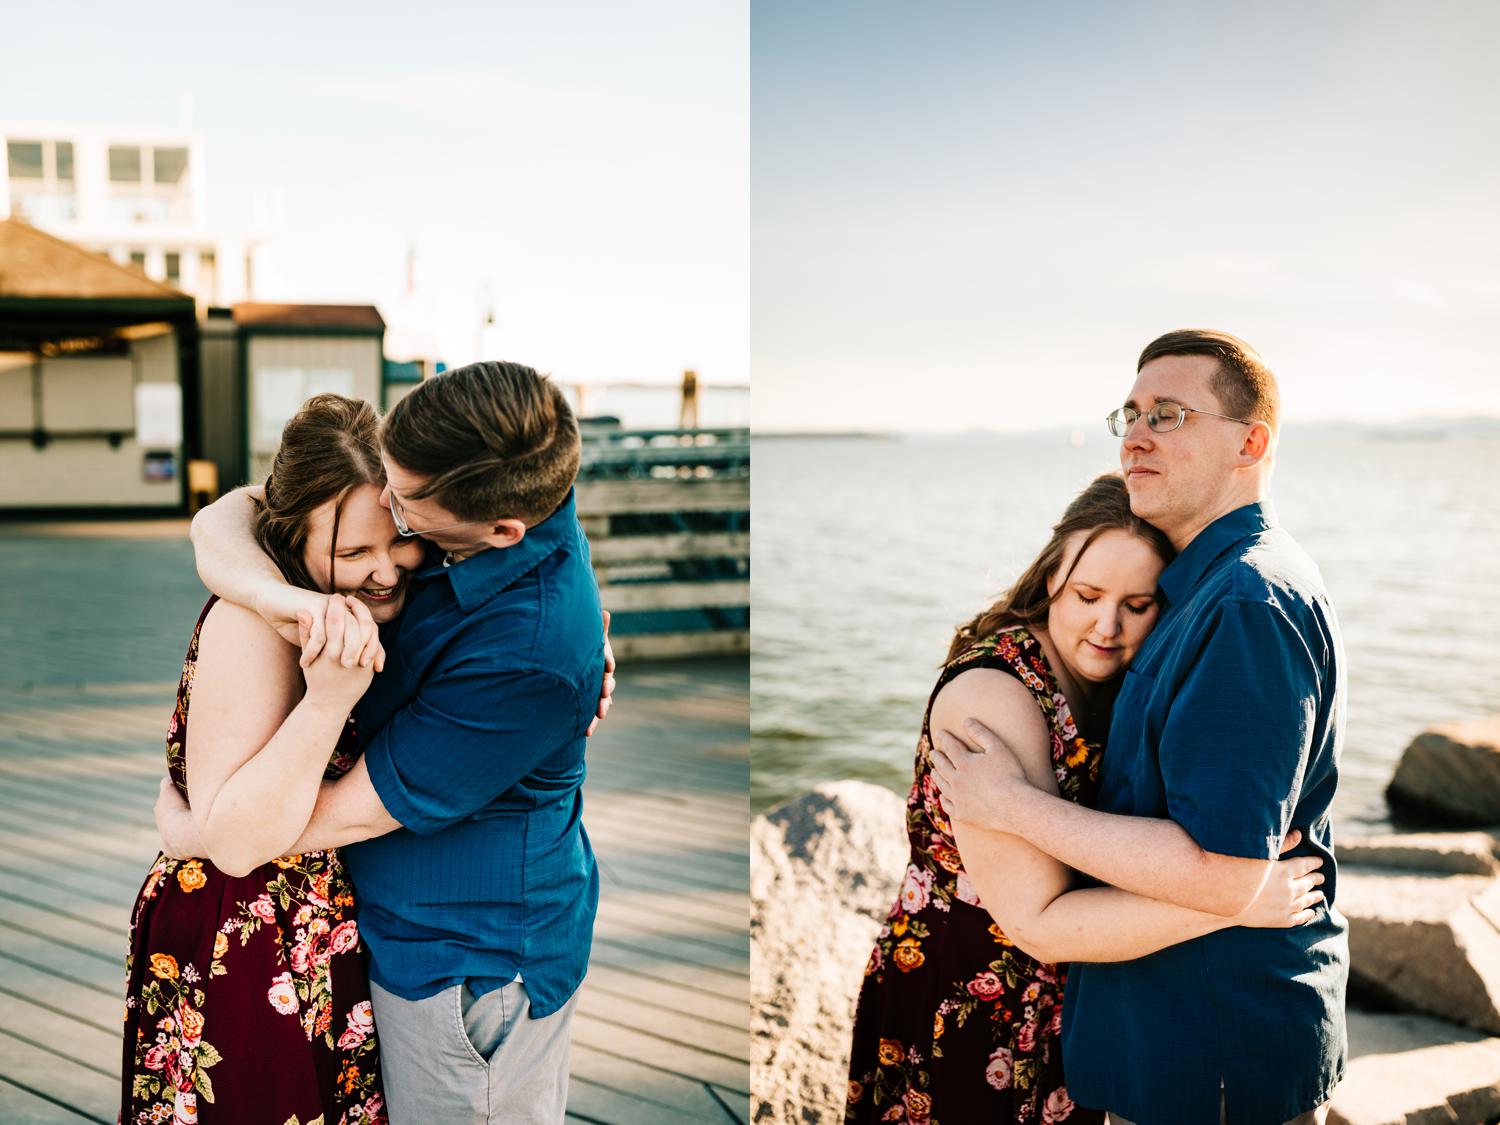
top-left (0, 528), bottom-right (748, 1122)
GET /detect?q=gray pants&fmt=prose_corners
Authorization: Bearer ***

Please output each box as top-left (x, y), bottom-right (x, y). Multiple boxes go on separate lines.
top-left (369, 978), bottom-right (579, 1124)
top-left (1108, 1092), bottom-right (1329, 1125)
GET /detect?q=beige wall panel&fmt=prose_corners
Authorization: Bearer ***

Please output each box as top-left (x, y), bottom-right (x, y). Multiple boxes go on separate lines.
top-left (41, 356), bottom-right (134, 431)
top-left (384, 381), bottom-right (419, 410)
top-left (132, 332), bottom-right (178, 382)
top-left (0, 439), bottom-right (179, 506)
top-left (0, 357), bottom-right (32, 428)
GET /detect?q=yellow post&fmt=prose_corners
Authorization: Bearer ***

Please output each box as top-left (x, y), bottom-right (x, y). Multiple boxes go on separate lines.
top-left (187, 460), bottom-right (219, 513)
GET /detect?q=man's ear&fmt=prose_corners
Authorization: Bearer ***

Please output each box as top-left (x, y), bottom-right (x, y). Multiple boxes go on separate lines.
top-left (1239, 421), bottom-right (1273, 466)
top-left (486, 519), bottom-right (528, 548)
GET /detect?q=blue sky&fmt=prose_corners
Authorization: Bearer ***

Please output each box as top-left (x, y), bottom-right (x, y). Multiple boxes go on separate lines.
top-left (3, 0), bottom-right (748, 384)
top-left (753, 0), bottom-right (1500, 430)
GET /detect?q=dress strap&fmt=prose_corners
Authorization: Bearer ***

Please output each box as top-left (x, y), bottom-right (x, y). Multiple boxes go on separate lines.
top-left (921, 625), bottom-right (1063, 732)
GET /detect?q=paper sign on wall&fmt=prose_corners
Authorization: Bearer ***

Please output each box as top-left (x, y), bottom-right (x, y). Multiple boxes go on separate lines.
top-left (135, 383), bottom-right (183, 447)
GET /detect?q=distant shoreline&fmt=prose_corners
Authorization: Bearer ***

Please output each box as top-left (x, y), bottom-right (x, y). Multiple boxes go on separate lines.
top-left (753, 419), bottom-right (1500, 441)
top-left (752, 431), bottom-right (897, 440)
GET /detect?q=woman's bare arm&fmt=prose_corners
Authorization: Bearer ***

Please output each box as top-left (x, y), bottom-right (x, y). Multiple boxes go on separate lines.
top-left (157, 759), bottom-right (402, 861)
top-left (184, 597), bottom-right (376, 875)
top-left (190, 487), bottom-right (341, 657)
top-left (931, 670), bottom-right (1320, 964)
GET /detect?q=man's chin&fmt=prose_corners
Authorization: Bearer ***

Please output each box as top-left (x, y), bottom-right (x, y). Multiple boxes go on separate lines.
top-left (1124, 481), bottom-right (1161, 515)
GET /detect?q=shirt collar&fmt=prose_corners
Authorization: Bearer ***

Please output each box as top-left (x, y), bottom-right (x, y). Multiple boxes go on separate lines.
top-left (416, 488), bottom-right (579, 612)
top-left (1157, 500), bottom-right (1277, 607)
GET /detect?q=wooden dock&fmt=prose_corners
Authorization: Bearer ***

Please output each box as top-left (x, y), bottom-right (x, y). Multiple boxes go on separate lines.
top-left (0, 525), bottom-right (748, 1124)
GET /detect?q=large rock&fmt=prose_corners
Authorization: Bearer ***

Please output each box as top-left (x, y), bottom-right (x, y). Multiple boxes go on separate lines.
top-left (1338, 831), bottom-right (1500, 876)
top-left (1387, 719), bottom-right (1500, 825)
top-left (751, 781), bottom-right (907, 1125)
top-left (751, 784), bottom-right (1500, 1123)
top-left (1329, 1010), bottom-right (1500, 1125)
top-left (1340, 868), bottom-right (1500, 1034)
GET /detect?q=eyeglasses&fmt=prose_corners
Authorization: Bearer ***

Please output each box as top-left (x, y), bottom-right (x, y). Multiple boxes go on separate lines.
top-left (1105, 402), bottom-right (1254, 438)
top-left (387, 487), bottom-right (494, 538)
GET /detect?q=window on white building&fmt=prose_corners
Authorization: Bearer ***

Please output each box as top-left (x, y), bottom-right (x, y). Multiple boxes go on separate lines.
top-left (109, 146), bottom-right (143, 182)
top-left (252, 369), bottom-right (356, 452)
top-left (8, 140), bottom-right (78, 222)
top-left (6, 141), bottom-right (43, 179)
top-left (108, 143), bottom-right (192, 224)
top-left (153, 147), bottom-right (188, 184)
top-left (165, 252), bottom-right (181, 286)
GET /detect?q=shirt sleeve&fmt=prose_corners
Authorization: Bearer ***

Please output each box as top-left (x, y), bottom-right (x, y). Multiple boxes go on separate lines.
top-left (360, 662), bottom-right (587, 835)
top-left (1159, 599), bottom-right (1323, 860)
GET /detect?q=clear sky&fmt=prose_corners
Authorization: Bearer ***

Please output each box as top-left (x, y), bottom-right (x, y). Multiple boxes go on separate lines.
top-left (753, 0), bottom-right (1500, 432)
top-left (3, 0), bottom-right (748, 385)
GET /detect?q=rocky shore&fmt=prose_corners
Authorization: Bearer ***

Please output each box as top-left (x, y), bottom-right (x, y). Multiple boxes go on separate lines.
top-left (751, 718), bottom-right (1500, 1125)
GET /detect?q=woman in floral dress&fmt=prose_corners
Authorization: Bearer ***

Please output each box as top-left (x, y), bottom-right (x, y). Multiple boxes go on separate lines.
top-left (122, 395), bottom-right (424, 1125)
top-left (846, 474), bottom-right (1323, 1125)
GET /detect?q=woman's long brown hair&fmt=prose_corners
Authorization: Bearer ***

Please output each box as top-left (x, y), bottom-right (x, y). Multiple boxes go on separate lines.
top-left (946, 473), bottom-right (1174, 663)
top-left (252, 393), bottom-right (384, 592)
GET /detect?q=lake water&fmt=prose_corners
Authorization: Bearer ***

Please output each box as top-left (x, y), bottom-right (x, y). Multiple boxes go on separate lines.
top-left (750, 429), bottom-right (1500, 830)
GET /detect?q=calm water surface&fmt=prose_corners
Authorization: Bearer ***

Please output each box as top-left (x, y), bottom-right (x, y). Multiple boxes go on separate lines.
top-left (751, 429), bottom-right (1500, 830)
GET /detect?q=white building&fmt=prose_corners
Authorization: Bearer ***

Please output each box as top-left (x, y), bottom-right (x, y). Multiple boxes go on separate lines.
top-left (1, 124), bottom-right (256, 307)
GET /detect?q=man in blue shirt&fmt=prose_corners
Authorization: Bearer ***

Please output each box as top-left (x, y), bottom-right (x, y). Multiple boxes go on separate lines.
top-left (933, 330), bottom-right (1346, 1124)
top-left (178, 361), bottom-right (609, 1124)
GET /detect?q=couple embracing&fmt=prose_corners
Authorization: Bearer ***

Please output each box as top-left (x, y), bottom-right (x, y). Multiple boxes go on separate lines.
top-left (848, 330), bottom-right (1348, 1125)
top-left (121, 361), bottom-right (611, 1125)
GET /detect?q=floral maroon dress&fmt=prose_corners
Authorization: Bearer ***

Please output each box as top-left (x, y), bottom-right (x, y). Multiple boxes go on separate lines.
top-left (846, 627), bottom-right (1105, 1125)
top-left (121, 598), bottom-right (387, 1125)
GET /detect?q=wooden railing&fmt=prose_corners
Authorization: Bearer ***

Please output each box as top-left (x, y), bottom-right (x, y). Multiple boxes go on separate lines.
top-left (577, 427), bottom-right (749, 660)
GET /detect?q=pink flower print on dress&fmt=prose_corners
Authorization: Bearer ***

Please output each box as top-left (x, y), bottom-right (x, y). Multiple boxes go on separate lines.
top-left (967, 971), bottom-right (1004, 1001)
top-left (899, 865), bottom-right (933, 913)
top-left (267, 971), bottom-right (299, 1015)
top-left (330, 919), bottom-right (360, 955)
top-left (338, 999), bottom-right (374, 1049)
top-left (986, 1045), bottom-right (1014, 1090)
top-left (1054, 697), bottom-right (1078, 741)
top-left (1042, 1088), bottom-right (1076, 1123)
top-left (1017, 1019), bottom-right (1037, 1052)
top-left (289, 940), bottom-right (312, 974)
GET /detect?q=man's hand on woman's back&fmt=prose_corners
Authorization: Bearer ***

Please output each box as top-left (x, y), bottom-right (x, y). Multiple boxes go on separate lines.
top-left (588, 610), bottom-right (615, 736)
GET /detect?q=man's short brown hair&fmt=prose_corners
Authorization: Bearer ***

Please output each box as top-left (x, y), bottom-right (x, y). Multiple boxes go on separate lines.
top-left (1138, 329), bottom-right (1281, 434)
top-left (381, 360), bottom-right (580, 526)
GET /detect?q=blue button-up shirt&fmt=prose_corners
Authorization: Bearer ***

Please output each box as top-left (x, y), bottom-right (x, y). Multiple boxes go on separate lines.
top-left (1062, 503), bottom-right (1348, 1124)
top-left (343, 489), bottom-right (603, 1017)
